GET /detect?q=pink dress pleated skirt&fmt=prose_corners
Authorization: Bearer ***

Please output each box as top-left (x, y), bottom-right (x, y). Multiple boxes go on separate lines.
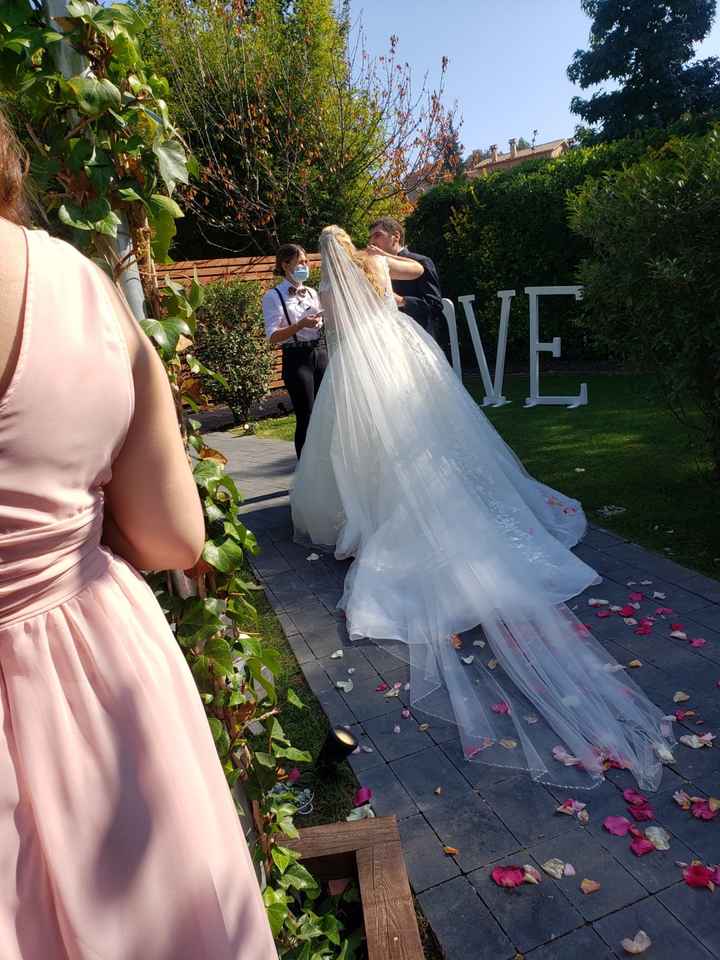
top-left (0, 228), bottom-right (277, 959)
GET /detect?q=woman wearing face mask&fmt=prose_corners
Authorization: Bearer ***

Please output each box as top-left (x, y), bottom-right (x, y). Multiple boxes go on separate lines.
top-left (262, 244), bottom-right (327, 457)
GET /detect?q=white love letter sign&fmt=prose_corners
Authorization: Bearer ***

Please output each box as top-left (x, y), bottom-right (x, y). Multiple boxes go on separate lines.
top-left (524, 286), bottom-right (587, 409)
top-left (438, 285), bottom-right (589, 410)
top-left (441, 298), bottom-right (462, 380)
top-left (457, 292), bottom-right (513, 407)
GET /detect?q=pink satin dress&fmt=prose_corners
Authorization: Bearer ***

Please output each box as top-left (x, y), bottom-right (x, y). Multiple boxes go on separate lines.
top-left (0, 228), bottom-right (277, 959)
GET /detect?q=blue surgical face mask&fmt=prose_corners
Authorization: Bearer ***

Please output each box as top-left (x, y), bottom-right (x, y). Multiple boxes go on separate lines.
top-left (292, 264), bottom-right (309, 284)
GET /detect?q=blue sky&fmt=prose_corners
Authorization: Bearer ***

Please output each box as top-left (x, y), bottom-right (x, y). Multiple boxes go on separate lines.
top-left (350, 0), bottom-right (720, 156)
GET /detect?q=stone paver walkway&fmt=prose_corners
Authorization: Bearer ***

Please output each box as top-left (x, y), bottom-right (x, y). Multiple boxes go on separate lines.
top-left (209, 431), bottom-right (720, 960)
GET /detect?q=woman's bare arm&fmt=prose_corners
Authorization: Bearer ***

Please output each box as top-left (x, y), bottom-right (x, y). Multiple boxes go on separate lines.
top-left (366, 245), bottom-right (424, 280)
top-left (101, 275), bottom-right (205, 571)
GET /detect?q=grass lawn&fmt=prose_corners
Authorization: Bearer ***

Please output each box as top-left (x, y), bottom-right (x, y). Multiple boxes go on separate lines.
top-left (250, 372), bottom-right (719, 578)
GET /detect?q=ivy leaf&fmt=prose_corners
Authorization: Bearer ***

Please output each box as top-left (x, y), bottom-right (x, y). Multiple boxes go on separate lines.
top-left (254, 751), bottom-right (276, 769)
top-left (67, 76), bottom-right (122, 116)
top-left (140, 317), bottom-right (191, 355)
top-left (265, 902), bottom-right (288, 939)
top-left (176, 597), bottom-right (224, 645)
top-left (202, 635), bottom-right (235, 676)
top-left (117, 186), bottom-right (144, 203)
top-left (274, 746), bottom-right (312, 764)
top-left (203, 536), bottom-right (244, 573)
top-left (287, 689), bottom-right (305, 710)
top-left (149, 193), bottom-right (183, 219)
top-left (58, 199), bottom-right (121, 237)
top-left (270, 718), bottom-right (289, 744)
top-left (152, 137), bottom-right (189, 194)
top-left (207, 717), bottom-right (230, 756)
top-left (271, 845), bottom-right (298, 875)
top-left (193, 459), bottom-right (225, 489)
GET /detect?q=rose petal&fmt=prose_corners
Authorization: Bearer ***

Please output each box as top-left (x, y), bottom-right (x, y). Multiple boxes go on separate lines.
top-left (673, 789), bottom-right (692, 810)
top-left (375, 682), bottom-right (389, 693)
top-left (621, 930), bottom-right (652, 955)
top-left (680, 733), bottom-right (714, 749)
top-left (335, 679), bottom-right (353, 693)
top-left (623, 789), bottom-right (648, 806)
top-left (628, 660), bottom-right (643, 668)
top-left (604, 816), bottom-right (632, 836)
top-left (491, 701), bottom-right (510, 714)
top-left (673, 691), bottom-right (690, 703)
top-left (580, 878), bottom-right (601, 895)
top-left (628, 803), bottom-right (655, 822)
top-left (645, 826), bottom-right (671, 850)
top-left (588, 598), bottom-right (610, 607)
top-left (552, 745), bottom-right (581, 767)
top-left (287, 767), bottom-right (301, 784)
top-left (353, 787), bottom-right (373, 807)
top-left (683, 862), bottom-right (716, 890)
top-left (541, 858), bottom-right (566, 879)
top-left (522, 864), bottom-right (542, 884)
top-left (691, 800), bottom-right (718, 821)
top-left (619, 606), bottom-right (636, 617)
top-left (401, 708), bottom-right (411, 719)
top-left (563, 862), bottom-right (576, 876)
top-left (671, 630), bottom-right (689, 640)
top-left (499, 738), bottom-right (518, 749)
top-left (443, 846), bottom-right (459, 856)
top-left (628, 593), bottom-right (644, 602)
top-left (577, 809), bottom-right (590, 825)
top-left (491, 865), bottom-right (526, 888)
top-left (597, 610), bottom-right (612, 619)
top-left (630, 836), bottom-right (656, 856)
top-left (691, 638), bottom-right (707, 648)
top-left (450, 634), bottom-right (462, 649)
top-left (330, 650), bottom-right (344, 659)
top-left (306, 553), bottom-right (320, 561)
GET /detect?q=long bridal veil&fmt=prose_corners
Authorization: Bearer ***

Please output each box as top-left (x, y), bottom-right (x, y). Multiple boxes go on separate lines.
top-left (291, 228), bottom-right (675, 790)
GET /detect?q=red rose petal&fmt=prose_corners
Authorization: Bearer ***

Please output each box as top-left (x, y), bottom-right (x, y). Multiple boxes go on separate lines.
top-left (623, 789), bottom-right (648, 806)
top-left (628, 803), bottom-right (655, 822)
top-left (630, 836), bottom-right (655, 856)
top-left (491, 865), bottom-right (526, 888)
top-left (683, 863), bottom-right (716, 889)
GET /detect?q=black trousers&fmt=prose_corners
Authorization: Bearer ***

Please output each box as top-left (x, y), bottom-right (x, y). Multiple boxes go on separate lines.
top-left (281, 342), bottom-right (328, 458)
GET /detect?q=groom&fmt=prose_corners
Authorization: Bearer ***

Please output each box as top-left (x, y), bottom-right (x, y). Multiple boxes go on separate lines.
top-left (368, 217), bottom-right (444, 337)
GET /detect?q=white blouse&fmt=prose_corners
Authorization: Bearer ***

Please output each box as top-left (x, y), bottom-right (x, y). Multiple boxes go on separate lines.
top-left (261, 279), bottom-right (322, 343)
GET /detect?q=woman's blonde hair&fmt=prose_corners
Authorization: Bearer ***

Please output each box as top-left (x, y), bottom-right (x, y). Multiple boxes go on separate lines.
top-left (320, 225), bottom-right (385, 297)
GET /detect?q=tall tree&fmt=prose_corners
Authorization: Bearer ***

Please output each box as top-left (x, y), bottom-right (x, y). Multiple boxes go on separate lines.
top-left (136, 0), bottom-right (456, 257)
top-left (568, 0), bottom-right (720, 140)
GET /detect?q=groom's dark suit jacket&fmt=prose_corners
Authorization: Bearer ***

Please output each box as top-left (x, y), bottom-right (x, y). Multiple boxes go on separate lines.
top-left (392, 247), bottom-right (444, 333)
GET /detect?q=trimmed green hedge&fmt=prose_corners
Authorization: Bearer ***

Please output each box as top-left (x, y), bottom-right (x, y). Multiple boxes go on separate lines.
top-left (195, 278), bottom-right (272, 423)
top-left (570, 127), bottom-right (720, 474)
top-left (406, 137), bottom-right (657, 362)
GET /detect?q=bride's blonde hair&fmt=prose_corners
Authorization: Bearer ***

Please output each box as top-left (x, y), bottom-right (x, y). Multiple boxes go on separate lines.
top-left (320, 225), bottom-right (385, 297)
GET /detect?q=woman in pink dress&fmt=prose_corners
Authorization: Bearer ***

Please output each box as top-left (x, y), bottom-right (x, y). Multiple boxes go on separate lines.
top-left (0, 112), bottom-right (277, 959)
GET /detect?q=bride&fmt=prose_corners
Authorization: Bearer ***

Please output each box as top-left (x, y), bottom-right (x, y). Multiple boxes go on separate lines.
top-left (291, 225), bottom-right (675, 791)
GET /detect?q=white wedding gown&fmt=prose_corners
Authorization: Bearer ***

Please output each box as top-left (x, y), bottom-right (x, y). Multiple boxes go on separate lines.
top-left (291, 233), bottom-right (675, 790)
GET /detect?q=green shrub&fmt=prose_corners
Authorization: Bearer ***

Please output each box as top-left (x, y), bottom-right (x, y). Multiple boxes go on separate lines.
top-left (406, 137), bottom-right (659, 362)
top-left (195, 279), bottom-right (273, 423)
top-left (569, 128), bottom-right (720, 475)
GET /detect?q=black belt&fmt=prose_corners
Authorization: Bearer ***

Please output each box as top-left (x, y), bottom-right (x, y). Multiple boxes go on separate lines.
top-left (282, 340), bottom-right (321, 351)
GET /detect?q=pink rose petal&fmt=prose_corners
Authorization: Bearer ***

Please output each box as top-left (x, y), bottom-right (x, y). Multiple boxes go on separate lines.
top-left (691, 638), bottom-right (707, 648)
top-left (628, 803), bottom-right (655, 822)
top-left (353, 787), bottom-right (373, 807)
top-left (491, 701), bottom-right (510, 715)
top-left (491, 865), bottom-right (526, 888)
top-left (630, 836), bottom-right (656, 856)
top-left (603, 815), bottom-right (632, 836)
top-left (624, 789), bottom-right (648, 806)
top-left (628, 592), bottom-right (644, 602)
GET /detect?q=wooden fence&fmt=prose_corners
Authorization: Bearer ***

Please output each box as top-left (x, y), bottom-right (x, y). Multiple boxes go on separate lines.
top-left (159, 253), bottom-right (321, 391)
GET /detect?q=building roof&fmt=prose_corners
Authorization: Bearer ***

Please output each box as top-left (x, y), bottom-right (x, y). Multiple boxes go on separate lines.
top-left (467, 138), bottom-right (569, 178)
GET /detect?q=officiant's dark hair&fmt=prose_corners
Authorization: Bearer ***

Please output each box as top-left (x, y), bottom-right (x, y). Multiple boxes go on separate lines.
top-left (274, 243), bottom-right (306, 276)
top-left (370, 216), bottom-right (404, 245)
top-left (0, 108), bottom-right (30, 226)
